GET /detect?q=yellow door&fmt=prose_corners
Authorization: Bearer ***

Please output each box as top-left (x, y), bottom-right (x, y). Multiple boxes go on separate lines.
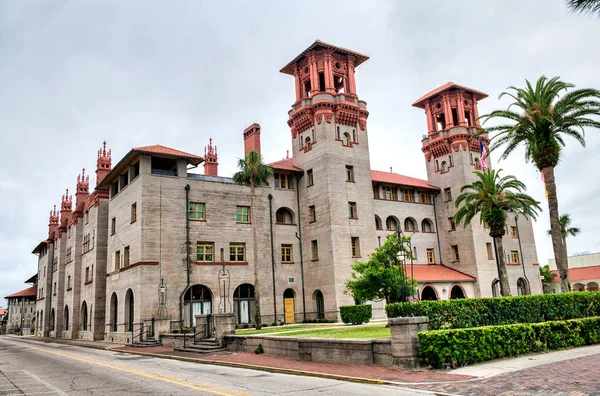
top-left (284, 298), bottom-right (295, 324)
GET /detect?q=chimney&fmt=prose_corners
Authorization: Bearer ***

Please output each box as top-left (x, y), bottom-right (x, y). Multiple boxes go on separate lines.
top-left (243, 123), bottom-right (261, 157)
top-left (96, 141), bottom-right (112, 186)
top-left (48, 205), bottom-right (59, 240)
top-left (75, 168), bottom-right (89, 211)
top-left (203, 138), bottom-right (219, 176)
top-left (59, 189), bottom-right (72, 230)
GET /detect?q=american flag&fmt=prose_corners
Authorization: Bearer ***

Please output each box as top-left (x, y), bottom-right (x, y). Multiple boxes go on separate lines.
top-left (479, 138), bottom-right (488, 170)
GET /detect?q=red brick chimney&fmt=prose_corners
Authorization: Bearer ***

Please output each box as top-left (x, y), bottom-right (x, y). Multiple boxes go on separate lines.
top-left (203, 138), bottom-right (219, 176)
top-left (96, 141), bottom-right (112, 186)
top-left (243, 123), bottom-right (261, 157)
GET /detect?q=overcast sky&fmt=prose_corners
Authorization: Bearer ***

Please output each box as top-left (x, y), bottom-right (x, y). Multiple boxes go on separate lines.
top-left (1, 1), bottom-right (599, 301)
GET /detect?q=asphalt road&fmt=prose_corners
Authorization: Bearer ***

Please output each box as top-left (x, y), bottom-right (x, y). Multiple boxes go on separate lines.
top-left (0, 337), bottom-right (435, 396)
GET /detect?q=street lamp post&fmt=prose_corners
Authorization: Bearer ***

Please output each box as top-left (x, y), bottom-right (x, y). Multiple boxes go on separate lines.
top-left (396, 230), bottom-right (408, 302)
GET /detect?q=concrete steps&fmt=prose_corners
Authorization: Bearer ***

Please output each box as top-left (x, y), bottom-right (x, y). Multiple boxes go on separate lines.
top-left (130, 337), bottom-right (161, 348)
top-left (175, 338), bottom-right (228, 354)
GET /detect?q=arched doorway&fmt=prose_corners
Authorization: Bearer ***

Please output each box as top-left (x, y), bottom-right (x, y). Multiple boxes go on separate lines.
top-left (517, 278), bottom-right (530, 296)
top-left (110, 293), bottom-right (118, 332)
top-left (573, 283), bottom-right (585, 292)
top-left (184, 284), bottom-right (212, 327)
top-left (587, 282), bottom-right (599, 291)
top-left (81, 302), bottom-right (88, 331)
top-left (283, 289), bottom-right (295, 324)
top-left (64, 306), bottom-right (69, 331)
top-left (125, 289), bottom-right (134, 332)
top-left (450, 285), bottom-right (466, 299)
top-left (421, 285), bottom-right (438, 301)
top-left (313, 290), bottom-right (325, 320)
top-left (233, 284), bottom-right (254, 324)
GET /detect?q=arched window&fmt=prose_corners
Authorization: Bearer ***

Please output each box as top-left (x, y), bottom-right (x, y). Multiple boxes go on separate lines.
top-left (386, 216), bottom-right (399, 231)
top-left (50, 309), bottom-right (55, 331)
top-left (342, 132), bottom-right (350, 146)
top-left (421, 286), bottom-right (439, 301)
top-left (450, 285), bottom-right (466, 299)
top-left (375, 215), bottom-right (382, 230)
top-left (313, 290), bottom-right (325, 320)
top-left (110, 293), bottom-right (118, 332)
top-left (81, 302), bottom-right (88, 331)
top-left (305, 136), bottom-right (312, 150)
top-left (474, 158), bottom-right (480, 170)
top-left (587, 282), bottom-right (599, 291)
top-left (275, 208), bottom-right (294, 225)
top-left (441, 161), bottom-right (449, 173)
top-left (125, 289), bottom-right (134, 332)
top-left (64, 306), bottom-right (69, 331)
top-left (573, 283), bottom-right (585, 292)
top-left (183, 284), bottom-right (212, 327)
top-left (234, 284), bottom-right (255, 324)
top-left (404, 218), bottom-right (417, 232)
top-left (421, 219), bottom-right (434, 233)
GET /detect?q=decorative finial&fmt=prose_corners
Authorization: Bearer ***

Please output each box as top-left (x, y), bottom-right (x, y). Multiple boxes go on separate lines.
top-left (390, 167), bottom-right (393, 173)
top-left (286, 150), bottom-right (289, 159)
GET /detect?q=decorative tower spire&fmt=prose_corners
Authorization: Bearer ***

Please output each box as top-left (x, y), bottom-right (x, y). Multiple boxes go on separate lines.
top-left (96, 141), bottom-right (112, 186)
top-left (59, 189), bottom-right (72, 229)
top-left (75, 168), bottom-right (90, 211)
top-left (203, 138), bottom-right (219, 176)
top-left (48, 205), bottom-right (59, 239)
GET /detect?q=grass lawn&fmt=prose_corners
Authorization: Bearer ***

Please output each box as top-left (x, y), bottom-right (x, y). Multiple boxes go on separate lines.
top-left (245, 324), bottom-right (390, 339)
top-left (236, 324), bottom-right (336, 336)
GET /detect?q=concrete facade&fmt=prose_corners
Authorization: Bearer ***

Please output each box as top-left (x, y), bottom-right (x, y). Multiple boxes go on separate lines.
top-left (30, 40), bottom-right (541, 343)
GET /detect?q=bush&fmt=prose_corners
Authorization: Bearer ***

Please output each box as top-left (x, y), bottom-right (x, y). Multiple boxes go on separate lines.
top-left (418, 316), bottom-right (600, 369)
top-left (386, 292), bottom-right (600, 330)
top-left (172, 329), bottom-right (179, 334)
top-left (340, 304), bottom-right (372, 325)
top-left (255, 343), bottom-right (264, 354)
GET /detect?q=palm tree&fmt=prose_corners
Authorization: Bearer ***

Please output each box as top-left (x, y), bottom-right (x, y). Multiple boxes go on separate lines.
top-left (566, 0), bottom-right (600, 16)
top-left (478, 76), bottom-right (600, 293)
top-left (454, 169), bottom-right (541, 296)
top-left (539, 265), bottom-right (557, 294)
top-left (233, 150), bottom-right (273, 329)
top-left (547, 214), bottom-right (581, 286)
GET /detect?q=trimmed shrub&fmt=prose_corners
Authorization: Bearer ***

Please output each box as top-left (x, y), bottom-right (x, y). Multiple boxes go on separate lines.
top-left (418, 316), bottom-right (600, 368)
top-left (340, 304), bottom-right (372, 325)
top-left (386, 292), bottom-right (600, 330)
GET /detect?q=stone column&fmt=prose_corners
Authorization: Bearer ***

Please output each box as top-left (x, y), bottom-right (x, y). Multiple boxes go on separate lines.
top-left (442, 94), bottom-right (454, 129)
top-left (293, 65), bottom-right (301, 102)
top-left (472, 94), bottom-right (481, 127)
top-left (389, 316), bottom-right (429, 369)
top-left (347, 56), bottom-right (356, 95)
top-left (456, 92), bottom-right (467, 126)
top-left (212, 313), bottom-right (235, 346)
top-left (424, 101), bottom-right (434, 134)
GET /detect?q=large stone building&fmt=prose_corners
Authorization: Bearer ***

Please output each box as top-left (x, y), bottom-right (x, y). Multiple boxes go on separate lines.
top-left (4, 275), bottom-right (37, 335)
top-left (30, 41), bottom-right (541, 342)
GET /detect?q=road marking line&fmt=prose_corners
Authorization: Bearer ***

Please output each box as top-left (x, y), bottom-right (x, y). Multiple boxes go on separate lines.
top-left (25, 346), bottom-right (248, 396)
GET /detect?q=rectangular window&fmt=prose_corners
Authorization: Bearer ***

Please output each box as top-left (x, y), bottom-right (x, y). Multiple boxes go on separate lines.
top-left (452, 245), bottom-right (460, 261)
top-left (66, 247), bottom-right (72, 263)
top-left (236, 206), bottom-right (250, 223)
top-left (420, 192), bottom-right (432, 204)
top-left (85, 267), bottom-right (90, 282)
top-left (131, 161), bottom-right (140, 180)
top-left (511, 250), bottom-right (520, 264)
top-left (124, 246), bottom-right (130, 267)
top-left (189, 202), bottom-right (206, 220)
top-left (309, 205), bottom-right (316, 223)
top-left (115, 250), bottom-right (121, 270)
top-left (111, 217), bottom-right (116, 235)
top-left (311, 240), bottom-right (319, 261)
top-left (448, 217), bottom-right (456, 231)
top-left (274, 173), bottom-right (295, 190)
top-left (383, 186), bottom-right (397, 200)
top-left (413, 247), bottom-right (418, 260)
top-left (229, 243), bottom-right (246, 262)
top-left (67, 275), bottom-right (71, 289)
top-left (196, 242), bottom-right (214, 262)
top-left (120, 171), bottom-right (129, 189)
top-left (372, 184), bottom-right (380, 199)
top-left (427, 248), bottom-right (435, 264)
top-left (351, 237), bottom-right (360, 257)
top-left (110, 181), bottom-right (119, 198)
top-left (131, 202), bottom-right (137, 223)
top-left (444, 187), bottom-right (452, 201)
top-left (306, 169), bottom-right (314, 186)
top-left (511, 226), bottom-right (518, 239)
top-left (53, 282), bottom-right (57, 295)
top-left (281, 244), bottom-right (293, 263)
top-left (402, 189), bottom-right (413, 202)
top-left (348, 202), bottom-right (357, 219)
top-left (487, 243), bottom-right (494, 260)
top-left (345, 165), bottom-right (354, 182)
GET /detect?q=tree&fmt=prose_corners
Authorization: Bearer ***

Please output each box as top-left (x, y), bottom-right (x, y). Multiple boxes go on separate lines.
top-left (540, 265), bottom-right (557, 294)
top-left (345, 233), bottom-right (417, 304)
top-left (233, 150), bottom-right (273, 329)
top-left (478, 76), bottom-right (600, 293)
top-left (566, 0), bottom-right (600, 16)
top-left (454, 169), bottom-right (541, 296)
top-left (547, 213), bottom-right (580, 286)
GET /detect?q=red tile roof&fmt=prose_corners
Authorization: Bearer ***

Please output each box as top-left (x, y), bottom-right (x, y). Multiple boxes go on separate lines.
top-left (371, 170), bottom-right (439, 189)
top-left (412, 82), bottom-right (488, 108)
top-left (132, 145), bottom-right (203, 164)
top-left (5, 286), bottom-right (37, 299)
top-left (268, 157), bottom-right (304, 173)
top-left (280, 40), bottom-right (369, 75)
top-left (550, 265), bottom-right (600, 282)
top-left (410, 265), bottom-right (476, 283)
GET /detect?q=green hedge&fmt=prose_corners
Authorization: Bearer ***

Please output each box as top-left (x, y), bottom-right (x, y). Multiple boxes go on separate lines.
top-left (386, 292), bottom-right (600, 330)
top-left (340, 304), bottom-right (372, 325)
top-left (419, 316), bottom-right (600, 368)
